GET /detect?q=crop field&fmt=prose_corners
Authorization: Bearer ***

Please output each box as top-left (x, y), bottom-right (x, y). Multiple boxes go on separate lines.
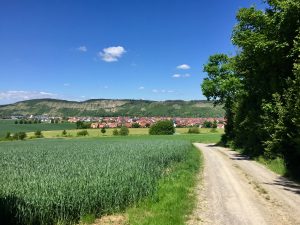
top-left (0, 119), bottom-right (76, 137)
top-left (0, 137), bottom-right (191, 225)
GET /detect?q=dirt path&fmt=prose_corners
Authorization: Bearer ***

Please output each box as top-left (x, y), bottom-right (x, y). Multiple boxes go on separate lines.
top-left (188, 143), bottom-right (300, 225)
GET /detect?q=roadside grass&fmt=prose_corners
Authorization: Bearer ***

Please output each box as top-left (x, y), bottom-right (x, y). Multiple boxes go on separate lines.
top-left (256, 156), bottom-right (287, 176)
top-left (127, 145), bottom-right (202, 225)
top-left (220, 141), bottom-right (288, 177)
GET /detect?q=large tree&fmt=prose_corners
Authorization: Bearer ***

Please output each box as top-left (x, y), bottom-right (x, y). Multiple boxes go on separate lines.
top-left (202, 0), bottom-right (300, 177)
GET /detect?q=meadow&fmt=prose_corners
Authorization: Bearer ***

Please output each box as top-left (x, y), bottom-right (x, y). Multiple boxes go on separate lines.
top-left (26, 127), bottom-right (223, 139)
top-left (0, 119), bottom-right (75, 137)
top-left (0, 137), bottom-right (193, 225)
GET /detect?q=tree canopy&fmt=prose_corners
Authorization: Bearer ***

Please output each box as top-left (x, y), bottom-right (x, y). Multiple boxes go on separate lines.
top-left (201, 0), bottom-right (300, 178)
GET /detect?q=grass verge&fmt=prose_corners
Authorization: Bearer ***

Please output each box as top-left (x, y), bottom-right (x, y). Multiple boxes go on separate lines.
top-left (256, 156), bottom-right (287, 176)
top-left (126, 145), bottom-right (202, 225)
top-left (218, 141), bottom-right (287, 177)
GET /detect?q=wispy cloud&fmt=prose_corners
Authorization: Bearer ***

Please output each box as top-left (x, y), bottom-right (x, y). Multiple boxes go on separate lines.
top-left (152, 89), bottom-right (175, 93)
top-left (77, 46), bottom-right (87, 52)
top-left (172, 73), bottom-right (191, 78)
top-left (0, 90), bottom-right (57, 103)
top-left (99, 46), bottom-right (126, 62)
top-left (63, 83), bottom-right (70, 86)
top-left (104, 86), bottom-right (109, 89)
top-left (138, 86), bottom-right (145, 90)
top-left (176, 64), bottom-right (190, 70)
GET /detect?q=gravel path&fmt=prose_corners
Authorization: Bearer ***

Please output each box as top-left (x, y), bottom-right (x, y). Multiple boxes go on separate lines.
top-left (188, 143), bottom-right (300, 225)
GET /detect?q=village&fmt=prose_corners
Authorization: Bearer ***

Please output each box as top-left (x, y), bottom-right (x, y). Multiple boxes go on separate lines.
top-left (68, 116), bottom-right (225, 129)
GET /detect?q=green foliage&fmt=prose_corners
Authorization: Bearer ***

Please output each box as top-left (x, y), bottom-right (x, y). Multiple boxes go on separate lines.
top-left (127, 146), bottom-right (201, 225)
top-left (188, 127), bottom-right (200, 134)
top-left (34, 130), bottom-right (43, 138)
top-left (62, 129), bottom-right (67, 136)
top-left (257, 156), bottom-right (287, 176)
top-left (101, 127), bottom-right (106, 134)
top-left (12, 132), bottom-right (27, 140)
top-left (202, 121), bottom-right (212, 128)
top-left (112, 128), bottom-right (119, 136)
top-left (202, 0), bottom-right (300, 178)
top-left (119, 126), bottom-right (129, 136)
top-left (132, 122), bottom-right (141, 128)
top-left (77, 130), bottom-right (89, 136)
top-left (0, 138), bottom-right (191, 225)
top-left (149, 120), bottom-right (175, 135)
top-left (76, 121), bottom-right (91, 129)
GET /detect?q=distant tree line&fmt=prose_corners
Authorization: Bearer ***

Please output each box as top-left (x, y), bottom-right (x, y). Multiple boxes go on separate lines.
top-left (201, 0), bottom-right (300, 178)
top-left (15, 119), bottom-right (42, 124)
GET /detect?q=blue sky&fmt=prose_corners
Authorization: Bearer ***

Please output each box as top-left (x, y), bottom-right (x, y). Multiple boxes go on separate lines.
top-left (0, 0), bottom-right (265, 104)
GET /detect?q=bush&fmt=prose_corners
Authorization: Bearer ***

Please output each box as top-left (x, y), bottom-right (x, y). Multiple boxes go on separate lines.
top-left (119, 126), bottom-right (129, 136)
top-left (149, 120), bottom-right (175, 135)
top-left (101, 127), bottom-right (106, 135)
top-left (77, 130), bottom-right (89, 136)
top-left (62, 130), bottom-right (67, 136)
top-left (132, 123), bottom-right (141, 128)
top-left (13, 132), bottom-right (27, 140)
top-left (76, 121), bottom-right (91, 129)
top-left (188, 127), bottom-right (200, 134)
top-left (34, 130), bottom-right (43, 138)
top-left (202, 121), bottom-right (213, 128)
top-left (112, 128), bottom-right (119, 136)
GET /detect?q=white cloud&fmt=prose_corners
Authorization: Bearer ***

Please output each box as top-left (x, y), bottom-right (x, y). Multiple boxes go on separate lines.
top-left (0, 91), bottom-right (57, 103)
top-left (99, 46), bottom-right (126, 62)
top-left (172, 74), bottom-right (181, 78)
top-left (172, 73), bottom-right (191, 78)
top-left (138, 86), bottom-right (145, 90)
top-left (152, 89), bottom-right (175, 93)
top-left (104, 86), bottom-right (109, 89)
top-left (63, 83), bottom-right (70, 86)
top-left (177, 64), bottom-right (191, 70)
top-left (77, 46), bottom-right (87, 52)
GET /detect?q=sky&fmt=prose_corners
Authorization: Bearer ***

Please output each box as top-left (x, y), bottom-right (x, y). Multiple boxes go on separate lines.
top-left (0, 0), bottom-right (265, 104)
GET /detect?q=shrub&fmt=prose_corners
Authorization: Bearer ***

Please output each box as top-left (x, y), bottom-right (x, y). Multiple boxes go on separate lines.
top-left (62, 130), bottom-right (67, 136)
top-left (34, 130), bottom-right (43, 138)
top-left (101, 127), bottom-right (106, 135)
top-left (112, 128), bottom-right (119, 136)
top-left (188, 127), bottom-right (200, 134)
top-left (77, 130), bottom-right (89, 136)
top-left (202, 121), bottom-right (212, 128)
top-left (13, 132), bottom-right (27, 140)
top-left (149, 120), bottom-right (175, 135)
top-left (132, 123), bottom-right (141, 128)
top-left (119, 126), bottom-right (129, 136)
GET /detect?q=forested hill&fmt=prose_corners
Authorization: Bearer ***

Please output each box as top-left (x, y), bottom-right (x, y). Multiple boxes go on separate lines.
top-left (0, 98), bottom-right (224, 117)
